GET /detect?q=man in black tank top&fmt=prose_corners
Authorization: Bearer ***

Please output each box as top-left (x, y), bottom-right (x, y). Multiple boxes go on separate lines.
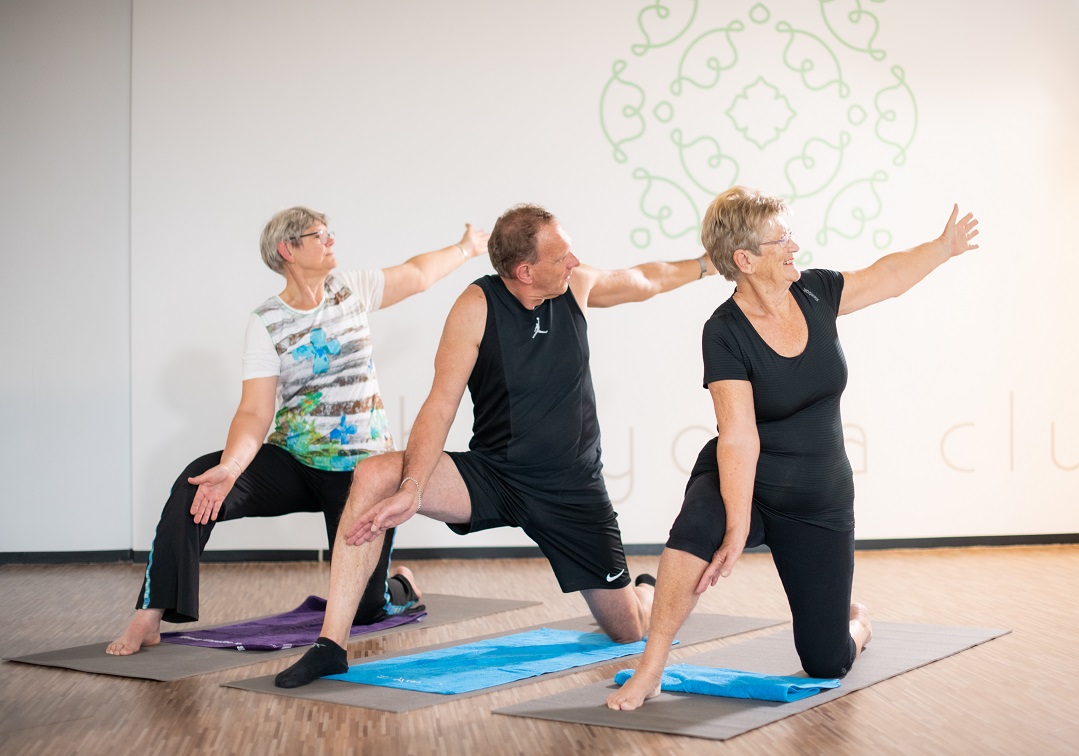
top-left (276, 203), bottom-right (718, 688)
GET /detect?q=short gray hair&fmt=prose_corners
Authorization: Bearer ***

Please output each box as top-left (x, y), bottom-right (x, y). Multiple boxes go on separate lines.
top-left (259, 206), bottom-right (328, 274)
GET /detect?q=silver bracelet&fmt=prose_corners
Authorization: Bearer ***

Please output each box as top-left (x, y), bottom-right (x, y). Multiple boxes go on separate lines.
top-left (455, 243), bottom-right (469, 260)
top-left (697, 256), bottom-right (707, 279)
top-left (399, 476), bottom-right (422, 511)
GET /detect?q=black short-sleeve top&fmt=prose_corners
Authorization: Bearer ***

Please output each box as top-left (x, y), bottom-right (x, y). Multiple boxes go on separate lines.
top-left (701, 269), bottom-right (854, 530)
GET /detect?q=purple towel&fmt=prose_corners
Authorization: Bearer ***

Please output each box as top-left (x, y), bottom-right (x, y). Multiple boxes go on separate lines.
top-left (160, 596), bottom-right (425, 651)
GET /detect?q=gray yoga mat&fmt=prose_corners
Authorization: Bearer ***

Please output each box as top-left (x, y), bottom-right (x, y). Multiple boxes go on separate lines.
top-left (4, 594), bottom-right (538, 682)
top-left (494, 621), bottom-right (1009, 741)
top-left (224, 613), bottom-right (782, 712)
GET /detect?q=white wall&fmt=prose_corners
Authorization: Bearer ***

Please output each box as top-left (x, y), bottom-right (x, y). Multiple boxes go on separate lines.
top-left (0, 0), bottom-right (132, 552)
top-left (3, 0), bottom-right (1077, 554)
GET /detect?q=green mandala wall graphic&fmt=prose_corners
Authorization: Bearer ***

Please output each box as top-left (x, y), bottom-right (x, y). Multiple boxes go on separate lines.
top-left (599, 0), bottom-right (917, 257)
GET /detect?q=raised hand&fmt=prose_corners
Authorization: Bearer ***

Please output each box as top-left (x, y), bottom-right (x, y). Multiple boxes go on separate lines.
top-left (459, 222), bottom-right (491, 259)
top-left (940, 204), bottom-right (980, 259)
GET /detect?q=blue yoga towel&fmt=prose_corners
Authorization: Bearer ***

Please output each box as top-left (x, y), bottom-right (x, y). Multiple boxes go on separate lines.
top-left (328, 627), bottom-right (660, 694)
top-left (614, 664), bottom-right (840, 703)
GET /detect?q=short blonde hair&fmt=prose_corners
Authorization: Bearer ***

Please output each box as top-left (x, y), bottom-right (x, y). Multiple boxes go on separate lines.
top-left (701, 187), bottom-right (789, 281)
top-left (259, 206), bottom-right (328, 274)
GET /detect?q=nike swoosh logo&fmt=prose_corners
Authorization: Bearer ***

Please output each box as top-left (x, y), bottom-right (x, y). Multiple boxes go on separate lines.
top-left (605, 569), bottom-right (625, 582)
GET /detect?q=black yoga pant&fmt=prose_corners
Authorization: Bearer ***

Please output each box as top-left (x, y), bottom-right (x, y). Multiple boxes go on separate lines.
top-left (136, 444), bottom-right (393, 624)
top-left (666, 437), bottom-right (857, 679)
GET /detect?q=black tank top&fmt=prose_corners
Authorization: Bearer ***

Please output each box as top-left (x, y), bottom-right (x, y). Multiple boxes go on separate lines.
top-left (467, 275), bottom-right (607, 503)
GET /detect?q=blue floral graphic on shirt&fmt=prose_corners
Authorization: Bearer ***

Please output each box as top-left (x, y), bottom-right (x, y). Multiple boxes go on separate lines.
top-left (293, 328), bottom-right (341, 374)
top-left (327, 454), bottom-right (355, 471)
top-left (330, 415), bottom-right (357, 445)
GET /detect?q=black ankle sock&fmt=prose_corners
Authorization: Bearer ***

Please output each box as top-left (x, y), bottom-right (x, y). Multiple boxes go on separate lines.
top-left (634, 573), bottom-right (656, 587)
top-left (273, 637), bottom-right (347, 688)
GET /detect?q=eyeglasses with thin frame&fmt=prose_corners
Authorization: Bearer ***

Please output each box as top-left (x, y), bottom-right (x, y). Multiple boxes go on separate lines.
top-left (759, 228), bottom-right (794, 249)
top-left (292, 229), bottom-right (335, 245)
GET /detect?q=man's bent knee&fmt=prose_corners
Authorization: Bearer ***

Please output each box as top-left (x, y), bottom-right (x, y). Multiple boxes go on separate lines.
top-left (583, 587), bottom-right (649, 644)
top-left (346, 453), bottom-right (404, 506)
top-left (606, 627), bottom-right (646, 644)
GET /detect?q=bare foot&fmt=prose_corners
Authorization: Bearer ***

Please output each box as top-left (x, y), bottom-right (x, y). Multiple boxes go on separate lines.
top-left (106, 608), bottom-right (164, 655)
top-left (849, 602), bottom-right (873, 654)
top-left (391, 565), bottom-right (422, 600)
top-left (606, 667), bottom-right (662, 711)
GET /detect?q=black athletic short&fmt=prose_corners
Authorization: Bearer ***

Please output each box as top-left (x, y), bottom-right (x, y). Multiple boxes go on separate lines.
top-left (446, 451), bottom-right (631, 593)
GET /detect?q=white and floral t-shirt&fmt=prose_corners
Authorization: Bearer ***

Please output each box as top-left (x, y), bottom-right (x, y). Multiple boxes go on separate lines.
top-left (243, 270), bottom-right (395, 472)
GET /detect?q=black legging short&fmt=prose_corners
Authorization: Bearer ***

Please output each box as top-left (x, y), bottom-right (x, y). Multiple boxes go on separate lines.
top-left (666, 437), bottom-right (857, 678)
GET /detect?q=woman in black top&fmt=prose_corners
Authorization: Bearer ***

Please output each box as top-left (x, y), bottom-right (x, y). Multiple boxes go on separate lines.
top-left (608, 186), bottom-right (979, 710)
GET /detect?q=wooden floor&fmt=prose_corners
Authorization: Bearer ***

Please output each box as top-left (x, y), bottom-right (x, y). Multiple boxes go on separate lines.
top-left (2, 545), bottom-right (1077, 755)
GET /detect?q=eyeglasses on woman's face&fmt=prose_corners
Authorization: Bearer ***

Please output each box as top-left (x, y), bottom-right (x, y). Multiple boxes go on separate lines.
top-left (293, 229), bottom-right (335, 245)
top-left (759, 228), bottom-right (794, 250)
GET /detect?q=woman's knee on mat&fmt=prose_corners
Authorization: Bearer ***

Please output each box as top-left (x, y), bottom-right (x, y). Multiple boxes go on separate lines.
top-left (797, 637), bottom-right (856, 679)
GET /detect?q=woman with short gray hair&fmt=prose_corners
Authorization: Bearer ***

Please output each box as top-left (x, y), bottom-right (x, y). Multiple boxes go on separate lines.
top-left (107, 208), bottom-right (488, 655)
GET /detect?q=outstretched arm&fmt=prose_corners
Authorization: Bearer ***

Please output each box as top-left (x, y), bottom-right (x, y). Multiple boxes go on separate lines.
top-left (572, 253), bottom-right (717, 311)
top-left (839, 204), bottom-right (980, 316)
top-left (346, 285), bottom-right (486, 543)
top-left (188, 376), bottom-right (277, 525)
top-left (696, 379), bottom-right (759, 593)
top-left (380, 223), bottom-right (491, 308)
